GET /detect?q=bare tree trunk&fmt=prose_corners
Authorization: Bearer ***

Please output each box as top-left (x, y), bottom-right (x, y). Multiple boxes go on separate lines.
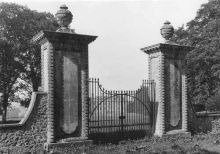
top-left (2, 94), bottom-right (8, 123)
top-left (0, 101), bottom-right (3, 123)
top-left (32, 81), bottom-right (39, 92)
top-left (2, 107), bottom-right (6, 123)
top-left (32, 77), bottom-right (40, 92)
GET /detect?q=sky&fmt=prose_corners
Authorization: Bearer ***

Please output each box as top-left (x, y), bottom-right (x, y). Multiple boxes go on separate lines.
top-left (2, 0), bottom-right (209, 90)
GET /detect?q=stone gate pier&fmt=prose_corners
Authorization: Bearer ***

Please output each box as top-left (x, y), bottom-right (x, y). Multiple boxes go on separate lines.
top-left (0, 5), bottom-right (97, 154)
top-left (33, 5), bottom-right (97, 152)
top-left (141, 21), bottom-right (193, 137)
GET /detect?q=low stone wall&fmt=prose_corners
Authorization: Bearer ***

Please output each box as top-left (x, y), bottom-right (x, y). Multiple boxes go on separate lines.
top-left (0, 92), bottom-right (47, 153)
top-left (193, 112), bottom-right (220, 134)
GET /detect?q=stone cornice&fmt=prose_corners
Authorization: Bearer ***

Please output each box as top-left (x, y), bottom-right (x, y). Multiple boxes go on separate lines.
top-left (32, 30), bottom-right (98, 45)
top-left (141, 43), bottom-right (194, 55)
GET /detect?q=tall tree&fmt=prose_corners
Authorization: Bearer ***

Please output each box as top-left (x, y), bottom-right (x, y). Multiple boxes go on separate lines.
top-left (172, 0), bottom-right (220, 110)
top-left (0, 2), bottom-right (59, 122)
top-left (0, 40), bottom-right (22, 123)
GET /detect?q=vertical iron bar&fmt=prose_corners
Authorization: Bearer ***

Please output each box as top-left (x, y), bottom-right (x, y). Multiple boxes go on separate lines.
top-left (115, 91), bottom-right (117, 133)
top-left (97, 79), bottom-right (100, 134)
top-left (94, 78), bottom-right (97, 133)
top-left (105, 89), bottom-right (107, 134)
top-left (150, 80), bottom-right (152, 131)
top-left (115, 90), bottom-right (117, 133)
top-left (136, 88), bottom-right (138, 131)
top-left (117, 90), bottom-right (119, 134)
top-left (101, 85), bottom-right (104, 133)
top-left (120, 91), bottom-right (124, 138)
top-left (143, 80), bottom-right (145, 130)
top-left (88, 78), bottom-right (89, 135)
top-left (149, 80), bottom-right (152, 131)
top-left (127, 90), bottom-right (129, 134)
top-left (133, 90), bottom-right (135, 132)
top-left (91, 78), bottom-right (94, 134)
top-left (144, 80), bottom-right (146, 130)
top-left (145, 80), bottom-right (147, 130)
top-left (147, 80), bottom-right (149, 130)
top-left (110, 90), bottom-right (113, 133)
top-left (113, 90), bottom-right (115, 133)
top-left (118, 90), bottom-right (120, 134)
top-left (102, 83), bottom-right (104, 133)
top-left (142, 83), bottom-right (144, 130)
top-left (125, 90), bottom-right (128, 133)
top-left (132, 90), bottom-right (134, 131)
top-left (138, 89), bottom-right (140, 130)
top-left (150, 80), bottom-right (153, 131)
top-left (112, 90), bottom-right (114, 133)
top-left (93, 78), bottom-right (95, 133)
top-left (124, 90), bottom-right (127, 133)
top-left (150, 81), bottom-right (151, 132)
top-left (141, 80), bottom-right (144, 130)
top-left (153, 80), bottom-right (156, 133)
top-left (92, 78), bottom-right (94, 134)
top-left (104, 89), bottom-right (106, 134)
top-left (151, 80), bottom-right (153, 129)
top-left (141, 80), bottom-right (143, 130)
top-left (103, 90), bottom-right (105, 133)
top-left (135, 90), bottom-right (137, 131)
top-left (138, 88), bottom-right (141, 131)
top-left (88, 78), bottom-right (90, 135)
top-left (129, 90), bottom-right (132, 132)
top-left (138, 88), bottom-right (139, 130)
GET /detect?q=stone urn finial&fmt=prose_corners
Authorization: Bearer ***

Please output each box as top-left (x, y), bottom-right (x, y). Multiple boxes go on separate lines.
top-left (160, 20), bottom-right (174, 41)
top-left (55, 4), bottom-right (75, 33)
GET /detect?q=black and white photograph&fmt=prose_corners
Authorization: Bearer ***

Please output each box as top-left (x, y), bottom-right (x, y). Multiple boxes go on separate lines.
top-left (1, 0), bottom-right (220, 153)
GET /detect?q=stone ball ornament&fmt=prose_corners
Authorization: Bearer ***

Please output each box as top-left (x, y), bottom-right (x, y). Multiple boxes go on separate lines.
top-left (160, 20), bottom-right (174, 41)
top-left (55, 4), bottom-right (75, 33)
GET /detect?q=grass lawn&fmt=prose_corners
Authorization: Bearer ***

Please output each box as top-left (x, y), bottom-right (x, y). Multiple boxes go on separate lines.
top-left (76, 133), bottom-right (220, 154)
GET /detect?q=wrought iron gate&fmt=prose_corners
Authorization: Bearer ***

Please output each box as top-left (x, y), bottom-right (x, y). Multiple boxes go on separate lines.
top-left (88, 78), bottom-right (156, 142)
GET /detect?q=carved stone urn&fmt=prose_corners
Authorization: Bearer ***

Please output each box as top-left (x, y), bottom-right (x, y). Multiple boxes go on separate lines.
top-left (55, 4), bottom-right (74, 33)
top-left (160, 20), bottom-right (174, 41)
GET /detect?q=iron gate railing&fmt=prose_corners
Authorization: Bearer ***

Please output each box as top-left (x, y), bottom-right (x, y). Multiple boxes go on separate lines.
top-left (88, 78), bottom-right (156, 141)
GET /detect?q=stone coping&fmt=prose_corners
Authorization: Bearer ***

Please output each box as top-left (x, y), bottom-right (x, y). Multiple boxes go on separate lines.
top-left (196, 111), bottom-right (220, 117)
top-left (32, 30), bottom-right (98, 45)
top-left (141, 43), bottom-right (194, 54)
top-left (0, 92), bottom-right (47, 128)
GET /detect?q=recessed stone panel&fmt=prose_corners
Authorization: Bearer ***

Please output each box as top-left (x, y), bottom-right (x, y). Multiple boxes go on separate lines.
top-left (150, 57), bottom-right (160, 103)
top-left (61, 52), bottom-right (80, 134)
top-left (42, 49), bottom-right (49, 92)
top-left (169, 59), bottom-right (182, 127)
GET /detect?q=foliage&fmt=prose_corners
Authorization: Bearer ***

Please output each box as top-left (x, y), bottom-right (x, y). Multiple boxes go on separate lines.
top-left (0, 40), bottom-right (22, 122)
top-left (205, 92), bottom-right (220, 111)
top-left (0, 2), bottom-right (59, 122)
top-left (172, 0), bottom-right (220, 108)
